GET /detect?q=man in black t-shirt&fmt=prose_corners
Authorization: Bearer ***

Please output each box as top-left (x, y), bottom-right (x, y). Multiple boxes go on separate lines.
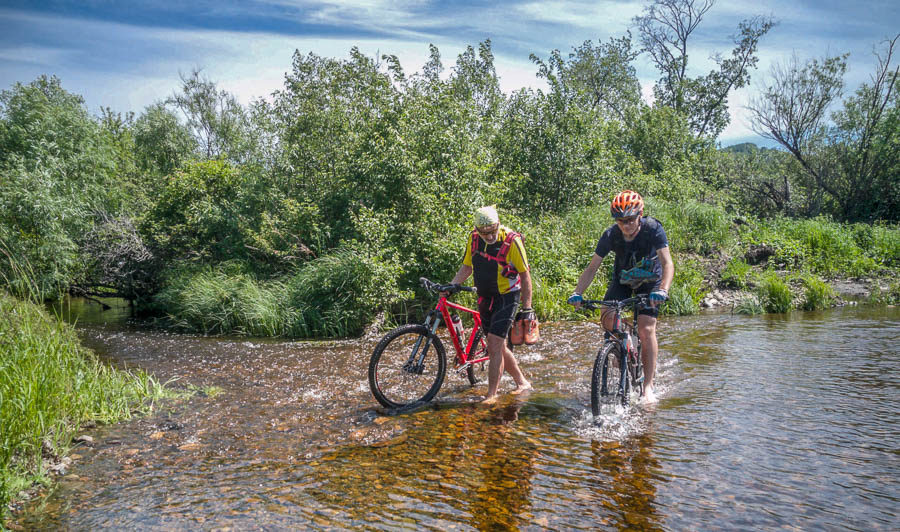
top-left (567, 190), bottom-right (674, 403)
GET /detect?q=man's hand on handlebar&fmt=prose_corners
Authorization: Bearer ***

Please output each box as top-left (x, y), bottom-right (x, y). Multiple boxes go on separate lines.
top-left (567, 292), bottom-right (583, 309)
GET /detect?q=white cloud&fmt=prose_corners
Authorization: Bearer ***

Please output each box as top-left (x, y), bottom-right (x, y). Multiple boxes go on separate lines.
top-left (516, 0), bottom-right (643, 30)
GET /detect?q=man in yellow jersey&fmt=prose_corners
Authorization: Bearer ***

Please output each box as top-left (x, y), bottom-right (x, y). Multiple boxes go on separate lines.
top-left (447, 206), bottom-right (532, 403)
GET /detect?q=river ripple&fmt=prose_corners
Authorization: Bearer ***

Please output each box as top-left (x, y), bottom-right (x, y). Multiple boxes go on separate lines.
top-left (17, 304), bottom-right (900, 530)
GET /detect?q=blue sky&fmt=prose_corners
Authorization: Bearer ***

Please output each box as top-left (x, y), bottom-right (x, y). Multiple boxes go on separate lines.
top-left (1, 0), bottom-right (898, 147)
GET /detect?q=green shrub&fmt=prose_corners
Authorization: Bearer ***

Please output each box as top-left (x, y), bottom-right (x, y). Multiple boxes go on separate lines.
top-left (868, 281), bottom-right (900, 305)
top-left (870, 224), bottom-right (900, 267)
top-left (720, 257), bottom-right (752, 289)
top-left (287, 247), bottom-right (408, 337)
top-left (662, 257), bottom-right (705, 316)
top-left (734, 295), bottom-right (764, 315)
top-left (757, 272), bottom-right (793, 313)
top-left (652, 199), bottom-right (733, 255)
top-left (800, 275), bottom-right (837, 311)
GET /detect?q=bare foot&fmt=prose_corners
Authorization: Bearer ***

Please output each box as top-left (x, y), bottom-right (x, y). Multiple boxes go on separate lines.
top-left (511, 382), bottom-right (533, 395)
top-left (481, 394), bottom-right (500, 404)
top-left (640, 388), bottom-right (658, 404)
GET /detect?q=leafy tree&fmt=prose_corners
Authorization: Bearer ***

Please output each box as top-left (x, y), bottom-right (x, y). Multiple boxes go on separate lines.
top-left (167, 69), bottom-right (251, 162)
top-left (0, 76), bottom-right (122, 295)
top-left (531, 35), bottom-right (642, 120)
top-left (633, 0), bottom-right (775, 138)
top-left (133, 102), bottom-right (196, 176)
top-left (749, 35), bottom-right (899, 221)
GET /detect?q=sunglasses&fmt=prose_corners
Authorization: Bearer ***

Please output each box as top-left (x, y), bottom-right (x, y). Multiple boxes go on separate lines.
top-left (615, 216), bottom-right (639, 224)
top-left (475, 223), bottom-right (499, 236)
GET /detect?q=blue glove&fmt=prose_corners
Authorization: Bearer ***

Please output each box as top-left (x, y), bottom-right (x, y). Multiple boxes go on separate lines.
top-left (649, 288), bottom-right (668, 303)
top-left (567, 293), bottom-right (583, 305)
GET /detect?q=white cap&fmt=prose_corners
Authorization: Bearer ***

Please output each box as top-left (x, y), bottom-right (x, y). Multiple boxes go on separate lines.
top-left (474, 205), bottom-right (499, 227)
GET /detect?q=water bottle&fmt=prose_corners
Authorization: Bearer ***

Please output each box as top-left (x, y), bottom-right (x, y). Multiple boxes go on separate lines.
top-left (450, 313), bottom-right (465, 339)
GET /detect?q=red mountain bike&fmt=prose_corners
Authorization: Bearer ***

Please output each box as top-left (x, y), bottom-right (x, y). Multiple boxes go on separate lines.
top-left (368, 278), bottom-right (489, 409)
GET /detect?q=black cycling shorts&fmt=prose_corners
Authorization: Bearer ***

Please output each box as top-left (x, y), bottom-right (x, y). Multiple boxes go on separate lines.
top-left (603, 281), bottom-right (660, 319)
top-left (478, 291), bottom-right (521, 338)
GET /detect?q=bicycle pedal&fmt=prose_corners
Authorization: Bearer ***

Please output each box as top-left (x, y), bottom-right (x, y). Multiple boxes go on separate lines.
top-left (456, 363), bottom-right (472, 375)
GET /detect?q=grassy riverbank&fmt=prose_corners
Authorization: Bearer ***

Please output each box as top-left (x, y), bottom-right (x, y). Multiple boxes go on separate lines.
top-left (0, 293), bottom-right (169, 522)
top-left (151, 199), bottom-right (900, 335)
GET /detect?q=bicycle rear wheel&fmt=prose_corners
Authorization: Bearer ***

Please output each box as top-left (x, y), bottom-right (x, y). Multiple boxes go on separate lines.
top-left (590, 341), bottom-right (629, 417)
top-left (369, 324), bottom-right (447, 409)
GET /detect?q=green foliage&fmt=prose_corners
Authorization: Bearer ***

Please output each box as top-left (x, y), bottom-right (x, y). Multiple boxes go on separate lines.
top-left (800, 274), bottom-right (837, 311)
top-left (741, 217), bottom-right (886, 275)
top-left (734, 295), bottom-right (764, 315)
top-left (155, 247), bottom-right (407, 338)
top-left (141, 159), bottom-right (324, 267)
top-left (720, 257), bottom-right (752, 289)
top-left (652, 198), bottom-right (733, 254)
top-left (868, 281), bottom-right (900, 305)
top-left (153, 261), bottom-right (297, 336)
top-left (662, 256), bottom-right (705, 316)
top-left (0, 76), bottom-right (124, 296)
top-left (287, 247), bottom-right (407, 337)
top-left (0, 293), bottom-right (167, 515)
top-left (133, 102), bottom-right (195, 176)
top-left (756, 272), bottom-right (793, 314)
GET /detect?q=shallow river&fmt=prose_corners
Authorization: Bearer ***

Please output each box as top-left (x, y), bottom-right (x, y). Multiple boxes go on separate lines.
top-left (17, 301), bottom-right (900, 530)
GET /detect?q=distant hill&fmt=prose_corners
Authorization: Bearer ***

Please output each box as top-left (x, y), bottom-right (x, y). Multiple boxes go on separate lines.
top-left (720, 142), bottom-right (783, 154)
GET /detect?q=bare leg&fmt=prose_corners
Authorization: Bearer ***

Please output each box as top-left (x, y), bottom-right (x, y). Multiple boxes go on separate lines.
top-left (503, 343), bottom-right (531, 394)
top-left (483, 333), bottom-right (531, 402)
top-left (482, 333), bottom-right (506, 403)
top-left (637, 315), bottom-right (658, 403)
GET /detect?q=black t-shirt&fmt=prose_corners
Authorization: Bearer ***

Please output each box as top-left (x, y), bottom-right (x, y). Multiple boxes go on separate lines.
top-left (594, 216), bottom-right (668, 286)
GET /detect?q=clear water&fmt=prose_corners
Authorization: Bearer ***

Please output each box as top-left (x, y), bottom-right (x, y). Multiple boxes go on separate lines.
top-left (16, 303), bottom-right (900, 530)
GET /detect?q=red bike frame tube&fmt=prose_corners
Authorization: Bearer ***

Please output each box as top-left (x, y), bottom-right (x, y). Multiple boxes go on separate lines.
top-left (436, 296), bottom-right (484, 362)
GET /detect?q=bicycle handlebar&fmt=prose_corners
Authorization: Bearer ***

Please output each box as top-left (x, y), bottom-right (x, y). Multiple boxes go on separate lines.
top-left (580, 295), bottom-right (650, 312)
top-left (419, 277), bottom-right (476, 295)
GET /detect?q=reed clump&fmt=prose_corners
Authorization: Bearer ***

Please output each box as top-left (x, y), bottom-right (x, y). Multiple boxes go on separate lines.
top-left (0, 292), bottom-right (167, 519)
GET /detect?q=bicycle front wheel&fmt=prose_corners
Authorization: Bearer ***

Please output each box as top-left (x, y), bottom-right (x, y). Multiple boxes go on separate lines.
top-left (369, 324), bottom-right (447, 409)
top-left (464, 329), bottom-right (486, 385)
top-left (590, 341), bottom-right (628, 417)
top-left (629, 351), bottom-right (644, 399)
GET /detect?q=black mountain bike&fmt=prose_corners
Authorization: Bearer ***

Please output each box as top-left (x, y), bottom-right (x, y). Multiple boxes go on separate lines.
top-left (582, 295), bottom-right (650, 417)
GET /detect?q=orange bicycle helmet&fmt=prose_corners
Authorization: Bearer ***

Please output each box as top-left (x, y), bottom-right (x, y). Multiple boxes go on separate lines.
top-left (610, 190), bottom-right (644, 218)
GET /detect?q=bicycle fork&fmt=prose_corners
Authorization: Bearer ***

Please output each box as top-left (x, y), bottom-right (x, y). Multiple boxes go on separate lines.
top-left (403, 314), bottom-right (441, 375)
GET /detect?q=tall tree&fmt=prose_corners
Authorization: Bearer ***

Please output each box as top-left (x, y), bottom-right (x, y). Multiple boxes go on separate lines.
top-left (749, 35), bottom-right (899, 221)
top-left (531, 35), bottom-right (642, 120)
top-left (167, 69), bottom-right (250, 161)
top-left (633, 0), bottom-right (774, 138)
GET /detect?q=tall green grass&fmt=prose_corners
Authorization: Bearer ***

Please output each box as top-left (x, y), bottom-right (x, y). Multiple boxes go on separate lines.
top-left (757, 272), bottom-right (794, 314)
top-left (155, 248), bottom-right (407, 338)
top-left (0, 293), bottom-right (168, 517)
top-left (800, 275), bottom-right (837, 311)
top-left (652, 199), bottom-right (734, 255)
top-left (742, 217), bottom-right (886, 276)
top-left (663, 256), bottom-right (705, 316)
top-left (720, 257), bottom-right (752, 289)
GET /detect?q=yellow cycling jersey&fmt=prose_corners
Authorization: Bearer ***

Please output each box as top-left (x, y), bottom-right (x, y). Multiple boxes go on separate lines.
top-left (463, 225), bottom-right (529, 296)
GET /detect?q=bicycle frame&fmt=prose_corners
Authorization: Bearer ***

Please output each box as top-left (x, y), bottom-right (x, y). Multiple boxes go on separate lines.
top-left (426, 296), bottom-right (489, 366)
top-left (585, 296), bottom-right (649, 403)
